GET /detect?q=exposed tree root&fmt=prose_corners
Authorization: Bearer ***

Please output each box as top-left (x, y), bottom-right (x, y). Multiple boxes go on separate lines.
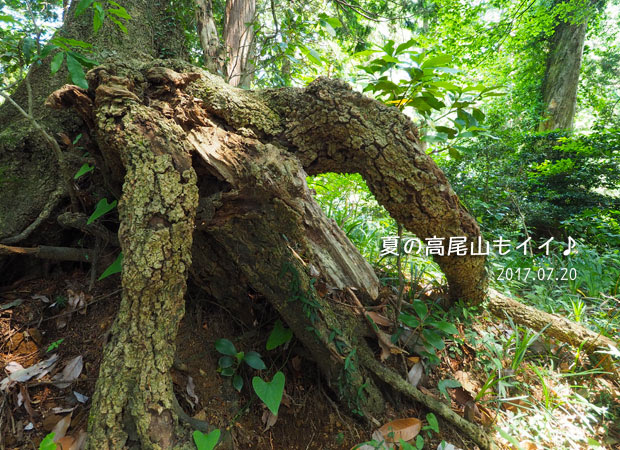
top-left (358, 346), bottom-right (497, 450)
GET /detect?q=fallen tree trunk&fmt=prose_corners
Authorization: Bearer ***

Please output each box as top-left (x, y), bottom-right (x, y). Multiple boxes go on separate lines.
top-left (488, 288), bottom-right (618, 366)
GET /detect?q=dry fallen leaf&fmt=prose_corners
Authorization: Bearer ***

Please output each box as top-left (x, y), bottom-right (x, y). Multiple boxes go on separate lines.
top-left (378, 417), bottom-right (422, 443)
top-left (366, 311), bottom-right (392, 327)
top-left (407, 362), bottom-right (423, 388)
top-left (56, 436), bottom-right (75, 449)
top-left (186, 376), bottom-right (199, 408)
top-left (261, 409), bottom-right (278, 431)
top-left (0, 354), bottom-right (59, 391)
top-left (53, 356), bottom-right (83, 388)
top-left (69, 430), bottom-right (87, 450)
top-left (51, 413), bottom-right (72, 441)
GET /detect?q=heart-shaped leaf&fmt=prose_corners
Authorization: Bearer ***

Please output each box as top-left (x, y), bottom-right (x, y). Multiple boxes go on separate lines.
top-left (192, 429), bottom-right (220, 450)
top-left (266, 320), bottom-right (293, 350)
top-left (252, 371), bottom-right (285, 416)
top-left (87, 198), bottom-right (117, 224)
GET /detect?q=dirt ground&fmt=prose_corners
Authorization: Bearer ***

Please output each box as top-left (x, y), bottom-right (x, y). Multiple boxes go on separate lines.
top-left (1, 270), bottom-right (474, 450)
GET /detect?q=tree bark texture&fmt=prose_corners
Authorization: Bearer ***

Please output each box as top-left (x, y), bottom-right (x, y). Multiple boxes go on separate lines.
top-left (539, 16), bottom-right (588, 131)
top-left (0, 0), bottom-right (186, 245)
top-left (195, 0), bottom-right (224, 75)
top-left (223, 0), bottom-right (256, 87)
top-left (50, 66), bottom-right (200, 449)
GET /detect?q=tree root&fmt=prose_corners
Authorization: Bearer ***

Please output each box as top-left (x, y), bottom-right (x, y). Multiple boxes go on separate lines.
top-left (358, 346), bottom-right (497, 450)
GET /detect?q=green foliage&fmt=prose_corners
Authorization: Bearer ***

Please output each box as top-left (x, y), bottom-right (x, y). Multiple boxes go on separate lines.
top-left (98, 252), bottom-right (122, 280)
top-left (215, 338), bottom-right (266, 392)
top-left (87, 198), bottom-right (117, 224)
top-left (266, 320), bottom-right (293, 350)
top-left (38, 432), bottom-right (56, 450)
top-left (355, 38), bottom-right (501, 148)
top-left (193, 429), bottom-right (220, 450)
top-left (46, 338), bottom-right (64, 352)
top-left (252, 371), bottom-right (285, 416)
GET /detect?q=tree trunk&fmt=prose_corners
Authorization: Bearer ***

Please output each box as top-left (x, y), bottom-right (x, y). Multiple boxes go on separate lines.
top-left (538, 12), bottom-right (589, 131)
top-left (223, 0), bottom-right (256, 87)
top-left (195, 0), bottom-right (224, 75)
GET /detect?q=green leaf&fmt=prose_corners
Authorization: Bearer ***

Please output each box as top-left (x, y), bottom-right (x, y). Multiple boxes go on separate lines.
top-left (98, 252), bottom-right (122, 280)
top-left (305, 47), bottom-right (322, 65)
top-left (74, 163), bottom-right (94, 179)
top-left (75, 0), bottom-right (95, 17)
top-left (215, 338), bottom-right (237, 356)
top-left (319, 19), bottom-right (336, 36)
top-left (422, 54), bottom-right (451, 68)
top-left (66, 53), bottom-right (89, 89)
top-left (93, 3), bottom-right (105, 32)
top-left (252, 371), bottom-right (285, 416)
top-left (0, 14), bottom-right (16, 23)
top-left (266, 320), bottom-right (293, 350)
top-left (108, 6), bottom-right (132, 20)
top-left (399, 439), bottom-right (416, 450)
top-left (66, 51), bottom-right (99, 68)
top-left (423, 328), bottom-right (445, 350)
top-left (437, 379), bottom-right (461, 400)
top-left (243, 351), bottom-right (266, 370)
top-left (50, 52), bottom-right (64, 74)
top-left (22, 37), bottom-right (36, 62)
top-left (399, 312), bottom-right (420, 328)
top-left (412, 300), bottom-right (428, 319)
top-left (192, 429), bottom-right (220, 450)
top-left (220, 367), bottom-right (234, 377)
top-left (429, 320), bottom-right (458, 335)
top-left (87, 198), bottom-right (117, 224)
top-left (324, 17), bottom-right (342, 28)
top-left (108, 16), bottom-right (128, 33)
top-left (39, 433), bottom-right (56, 450)
top-left (395, 39), bottom-right (417, 55)
top-left (218, 356), bottom-right (234, 369)
top-left (46, 338), bottom-right (64, 353)
top-left (415, 435), bottom-right (424, 450)
top-left (52, 37), bottom-right (92, 49)
top-left (232, 374), bottom-right (243, 392)
top-left (426, 413), bottom-right (439, 433)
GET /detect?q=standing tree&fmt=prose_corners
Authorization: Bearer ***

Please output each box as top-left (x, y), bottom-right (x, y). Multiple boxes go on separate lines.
top-left (539, 1), bottom-right (603, 131)
top-left (1, 0), bottom-right (493, 448)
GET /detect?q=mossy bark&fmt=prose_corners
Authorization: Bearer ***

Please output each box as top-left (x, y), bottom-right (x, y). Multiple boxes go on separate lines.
top-left (77, 66), bottom-right (198, 449)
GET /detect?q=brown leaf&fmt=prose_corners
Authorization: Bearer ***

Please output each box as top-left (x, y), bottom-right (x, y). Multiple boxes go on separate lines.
top-left (51, 413), bottom-right (72, 441)
top-left (56, 436), bottom-right (75, 450)
top-left (366, 311), bottom-right (391, 327)
top-left (378, 418), bottom-right (422, 443)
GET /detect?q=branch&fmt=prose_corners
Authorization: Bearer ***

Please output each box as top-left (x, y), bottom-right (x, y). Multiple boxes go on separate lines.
top-left (0, 243), bottom-right (92, 262)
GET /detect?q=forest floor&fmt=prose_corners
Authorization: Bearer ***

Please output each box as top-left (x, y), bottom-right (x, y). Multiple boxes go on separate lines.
top-left (0, 269), bottom-right (618, 449)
